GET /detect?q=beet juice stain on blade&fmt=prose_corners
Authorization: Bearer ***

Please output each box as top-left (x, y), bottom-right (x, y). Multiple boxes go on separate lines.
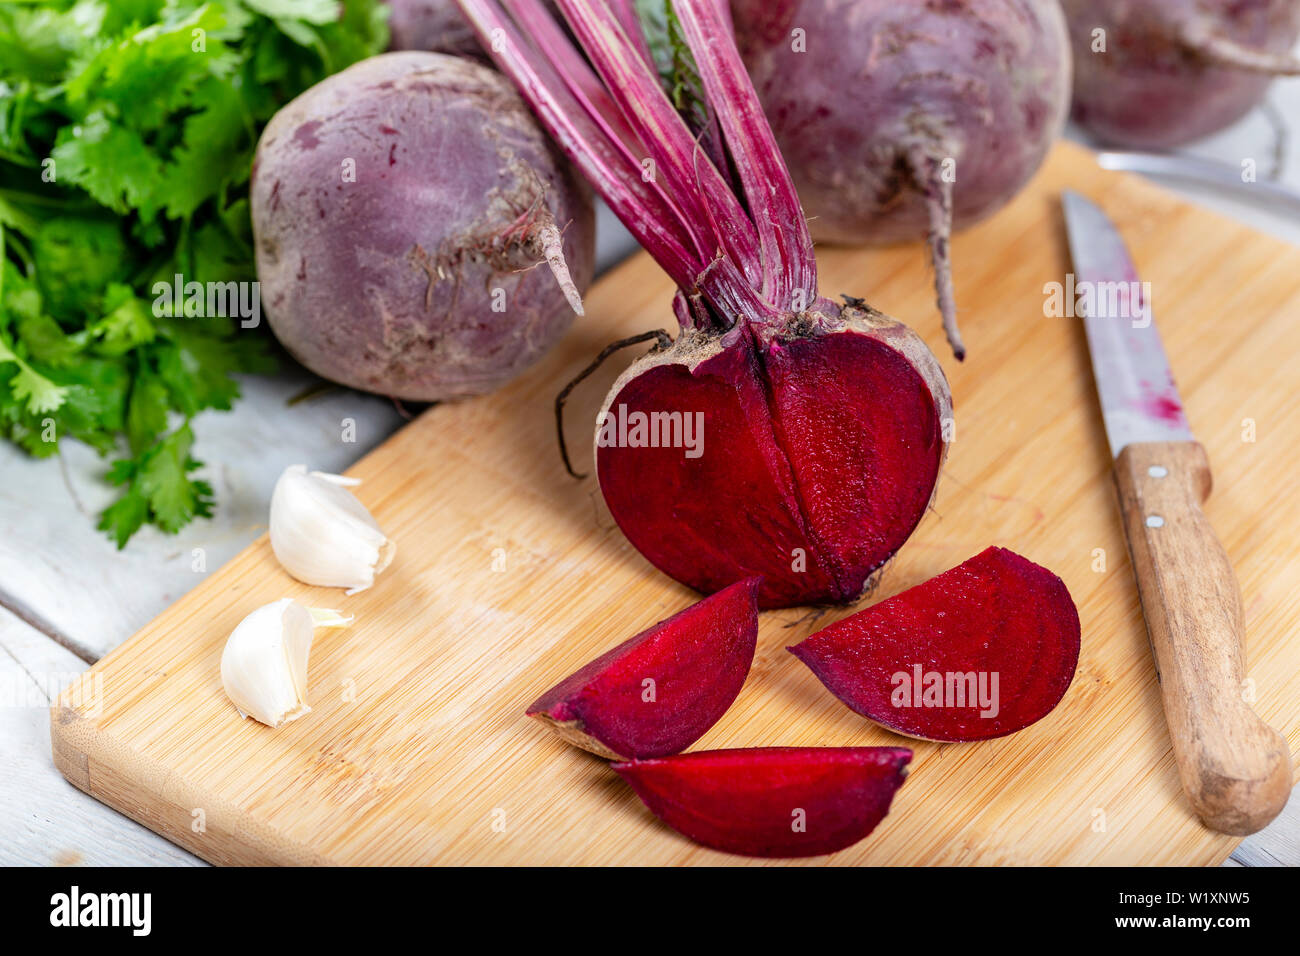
top-left (526, 578), bottom-right (760, 759)
top-left (613, 747), bottom-right (912, 858)
top-left (789, 548), bottom-right (1081, 742)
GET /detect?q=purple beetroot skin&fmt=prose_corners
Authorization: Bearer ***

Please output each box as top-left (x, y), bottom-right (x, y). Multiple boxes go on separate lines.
top-left (1064, 0), bottom-right (1300, 149)
top-left (527, 578), bottom-right (761, 759)
top-left (250, 51), bottom-right (594, 401)
top-left (386, 0), bottom-right (484, 57)
top-left (613, 747), bottom-right (913, 858)
top-left (790, 547), bottom-right (1081, 742)
top-left (732, 0), bottom-right (1071, 358)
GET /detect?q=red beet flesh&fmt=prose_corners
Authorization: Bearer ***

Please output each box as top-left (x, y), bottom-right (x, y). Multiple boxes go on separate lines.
top-left (790, 547), bottom-right (1080, 742)
top-left (597, 312), bottom-right (949, 610)
top-left (613, 747), bottom-right (912, 858)
top-left (527, 578), bottom-right (760, 758)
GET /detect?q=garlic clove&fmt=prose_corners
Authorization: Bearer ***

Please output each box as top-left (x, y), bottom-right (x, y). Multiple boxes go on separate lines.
top-left (220, 598), bottom-right (352, 728)
top-left (269, 465), bottom-right (396, 593)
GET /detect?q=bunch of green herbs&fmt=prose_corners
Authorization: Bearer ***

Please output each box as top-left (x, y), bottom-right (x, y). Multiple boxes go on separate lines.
top-left (0, 0), bottom-right (387, 546)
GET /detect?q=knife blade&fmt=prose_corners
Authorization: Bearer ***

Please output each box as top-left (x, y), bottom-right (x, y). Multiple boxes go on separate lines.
top-left (1062, 190), bottom-right (1194, 457)
top-left (1062, 190), bottom-right (1291, 837)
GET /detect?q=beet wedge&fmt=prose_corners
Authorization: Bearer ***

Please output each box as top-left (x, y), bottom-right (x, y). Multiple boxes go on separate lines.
top-left (527, 578), bottom-right (760, 759)
top-left (613, 747), bottom-right (912, 858)
top-left (790, 547), bottom-right (1080, 742)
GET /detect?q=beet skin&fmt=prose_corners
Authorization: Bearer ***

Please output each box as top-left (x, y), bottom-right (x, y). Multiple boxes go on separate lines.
top-left (251, 51), bottom-right (594, 401)
top-left (1064, 0), bottom-right (1300, 149)
top-left (790, 547), bottom-right (1080, 742)
top-left (386, 0), bottom-right (482, 56)
top-left (614, 747), bottom-right (912, 858)
top-left (527, 578), bottom-right (761, 759)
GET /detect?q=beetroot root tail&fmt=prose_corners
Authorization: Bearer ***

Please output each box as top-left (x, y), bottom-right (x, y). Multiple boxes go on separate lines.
top-left (908, 147), bottom-right (965, 361)
top-left (532, 214), bottom-right (586, 316)
top-left (554, 329), bottom-right (675, 479)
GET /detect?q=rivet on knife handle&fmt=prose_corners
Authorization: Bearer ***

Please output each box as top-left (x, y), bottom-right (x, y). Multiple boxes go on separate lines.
top-left (1114, 441), bottom-right (1292, 835)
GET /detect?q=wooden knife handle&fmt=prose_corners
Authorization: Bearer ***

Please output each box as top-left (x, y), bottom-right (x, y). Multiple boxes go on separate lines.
top-left (1115, 441), bottom-right (1292, 835)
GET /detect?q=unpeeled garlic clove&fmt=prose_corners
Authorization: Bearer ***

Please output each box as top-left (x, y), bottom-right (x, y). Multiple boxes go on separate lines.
top-left (220, 599), bottom-right (352, 728)
top-left (269, 465), bottom-right (395, 594)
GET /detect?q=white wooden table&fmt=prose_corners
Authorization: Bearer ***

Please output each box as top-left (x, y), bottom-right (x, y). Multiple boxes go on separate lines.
top-left (3, 96), bottom-right (1298, 866)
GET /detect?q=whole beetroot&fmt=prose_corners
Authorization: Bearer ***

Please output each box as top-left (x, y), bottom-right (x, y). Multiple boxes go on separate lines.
top-left (1064, 0), bottom-right (1300, 149)
top-left (732, 0), bottom-right (1071, 358)
top-left (251, 51), bottom-right (594, 401)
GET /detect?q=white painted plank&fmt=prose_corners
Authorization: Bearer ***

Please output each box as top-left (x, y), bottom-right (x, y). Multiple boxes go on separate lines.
top-left (0, 607), bottom-right (203, 866)
top-left (0, 369), bottom-right (405, 661)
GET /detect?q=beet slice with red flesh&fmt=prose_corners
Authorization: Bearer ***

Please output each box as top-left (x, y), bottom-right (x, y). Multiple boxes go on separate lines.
top-left (597, 314), bottom-right (948, 610)
top-left (613, 747), bottom-right (912, 858)
top-left (790, 547), bottom-right (1080, 742)
top-left (527, 578), bottom-right (760, 759)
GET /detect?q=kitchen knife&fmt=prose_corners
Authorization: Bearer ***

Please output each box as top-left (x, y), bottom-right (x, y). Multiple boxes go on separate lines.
top-left (1062, 190), bottom-right (1292, 836)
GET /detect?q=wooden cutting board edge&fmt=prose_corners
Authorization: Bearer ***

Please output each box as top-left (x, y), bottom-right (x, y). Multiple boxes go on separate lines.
top-left (49, 142), bottom-right (1300, 866)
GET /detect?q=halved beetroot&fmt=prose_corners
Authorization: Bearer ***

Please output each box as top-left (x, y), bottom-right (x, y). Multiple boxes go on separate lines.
top-left (789, 547), bottom-right (1080, 742)
top-left (597, 314), bottom-right (949, 610)
top-left (613, 747), bottom-right (912, 858)
top-left (526, 578), bottom-right (760, 759)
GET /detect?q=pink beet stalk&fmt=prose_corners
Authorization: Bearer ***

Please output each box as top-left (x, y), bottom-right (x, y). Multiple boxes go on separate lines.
top-left (459, 0), bottom-right (952, 609)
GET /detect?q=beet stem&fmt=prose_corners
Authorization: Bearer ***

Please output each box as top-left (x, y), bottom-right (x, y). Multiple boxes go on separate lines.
top-left (553, 0), bottom-right (764, 289)
top-left (463, 0), bottom-right (813, 327)
top-left (671, 0), bottom-right (818, 309)
top-left (1180, 21), bottom-right (1300, 76)
top-left (462, 0), bottom-right (704, 288)
top-left (607, 0), bottom-right (655, 70)
top-left (555, 329), bottom-right (674, 479)
top-left (907, 147), bottom-right (965, 362)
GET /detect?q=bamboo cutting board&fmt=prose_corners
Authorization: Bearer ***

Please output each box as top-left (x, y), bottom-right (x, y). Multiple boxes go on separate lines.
top-left (51, 143), bottom-right (1300, 865)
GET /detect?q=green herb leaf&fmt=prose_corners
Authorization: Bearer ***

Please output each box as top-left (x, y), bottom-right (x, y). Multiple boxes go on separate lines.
top-left (1, 0), bottom-right (388, 545)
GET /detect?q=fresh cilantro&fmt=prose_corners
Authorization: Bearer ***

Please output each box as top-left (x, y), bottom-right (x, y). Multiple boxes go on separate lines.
top-left (98, 422), bottom-right (214, 546)
top-left (0, 1), bottom-right (389, 546)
